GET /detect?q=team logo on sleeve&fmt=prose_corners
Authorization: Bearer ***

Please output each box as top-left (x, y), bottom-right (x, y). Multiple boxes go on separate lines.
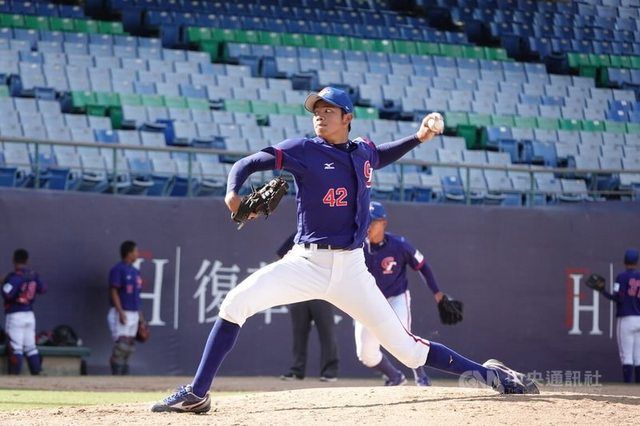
top-left (364, 161), bottom-right (373, 188)
top-left (3, 283), bottom-right (12, 294)
top-left (381, 257), bottom-right (397, 274)
top-left (414, 250), bottom-right (424, 263)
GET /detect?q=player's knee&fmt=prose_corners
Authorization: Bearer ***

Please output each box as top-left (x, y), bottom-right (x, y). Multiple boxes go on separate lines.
top-left (219, 290), bottom-right (250, 327)
top-left (24, 346), bottom-right (38, 357)
top-left (357, 350), bottom-right (382, 368)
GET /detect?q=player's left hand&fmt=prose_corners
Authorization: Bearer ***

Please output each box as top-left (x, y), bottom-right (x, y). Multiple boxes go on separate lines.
top-left (434, 291), bottom-right (444, 304)
top-left (416, 112), bottom-right (444, 143)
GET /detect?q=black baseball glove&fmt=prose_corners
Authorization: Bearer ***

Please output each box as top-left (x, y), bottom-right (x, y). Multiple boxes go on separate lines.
top-left (232, 177), bottom-right (289, 229)
top-left (438, 294), bottom-right (464, 325)
top-left (584, 273), bottom-right (606, 292)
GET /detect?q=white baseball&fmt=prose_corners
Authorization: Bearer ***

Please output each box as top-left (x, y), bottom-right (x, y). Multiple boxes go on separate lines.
top-left (427, 115), bottom-right (444, 134)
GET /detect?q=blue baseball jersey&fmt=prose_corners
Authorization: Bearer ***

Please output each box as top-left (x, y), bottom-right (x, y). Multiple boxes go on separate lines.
top-left (109, 261), bottom-right (143, 311)
top-left (364, 233), bottom-right (426, 298)
top-left (2, 267), bottom-right (46, 314)
top-left (613, 268), bottom-right (640, 317)
top-left (263, 136), bottom-right (379, 250)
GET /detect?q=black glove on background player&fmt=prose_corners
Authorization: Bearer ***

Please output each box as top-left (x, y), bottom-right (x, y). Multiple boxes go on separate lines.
top-left (232, 177), bottom-right (289, 229)
top-left (584, 273), bottom-right (606, 292)
top-left (438, 294), bottom-right (464, 325)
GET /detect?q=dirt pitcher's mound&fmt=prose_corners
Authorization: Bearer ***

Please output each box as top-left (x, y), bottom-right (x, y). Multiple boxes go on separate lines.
top-left (2, 386), bottom-right (639, 425)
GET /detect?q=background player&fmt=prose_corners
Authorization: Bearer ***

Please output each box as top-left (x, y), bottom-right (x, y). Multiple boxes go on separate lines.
top-left (152, 87), bottom-right (538, 413)
top-left (278, 232), bottom-right (340, 382)
top-left (594, 248), bottom-right (640, 383)
top-left (2, 249), bottom-right (47, 375)
top-left (357, 201), bottom-right (454, 387)
top-left (107, 240), bottom-right (144, 375)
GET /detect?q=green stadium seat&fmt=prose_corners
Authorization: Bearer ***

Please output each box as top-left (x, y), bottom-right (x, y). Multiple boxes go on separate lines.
top-left (259, 31), bottom-right (283, 46)
top-left (604, 121), bottom-right (627, 134)
top-left (186, 98), bottom-right (209, 110)
top-left (440, 43), bottom-right (463, 58)
top-left (49, 17), bottom-right (75, 32)
top-left (393, 40), bottom-right (417, 55)
top-left (87, 105), bottom-right (108, 116)
top-left (98, 21), bottom-right (125, 35)
top-left (536, 117), bottom-right (560, 130)
top-left (187, 27), bottom-right (211, 43)
top-left (211, 28), bottom-right (237, 43)
top-left (110, 106), bottom-right (123, 130)
top-left (236, 30), bottom-right (260, 44)
top-left (250, 100), bottom-right (276, 115)
top-left (199, 41), bottom-right (220, 61)
top-left (141, 95), bottom-right (165, 107)
top-left (589, 54), bottom-right (610, 67)
top-left (0, 85), bottom-right (8, 97)
top-left (94, 92), bottom-right (121, 108)
top-left (581, 120), bottom-right (606, 132)
top-left (462, 45), bottom-right (485, 59)
top-left (631, 56), bottom-right (640, 69)
top-left (351, 38), bottom-right (376, 52)
top-left (626, 123), bottom-right (640, 133)
top-left (224, 99), bottom-right (251, 113)
top-left (567, 52), bottom-right (588, 68)
top-left (467, 113), bottom-right (492, 127)
top-left (282, 33), bottom-right (305, 47)
top-left (513, 116), bottom-right (537, 128)
top-left (74, 19), bottom-right (99, 34)
top-left (1, 14), bottom-right (25, 28)
top-left (119, 93), bottom-right (142, 106)
top-left (373, 39), bottom-right (394, 53)
top-left (325, 35), bottom-right (351, 51)
top-left (354, 106), bottom-right (379, 120)
top-left (303, 34), bottom-right (327, 49)
top-left (491, 115), bottom-right (515, 127)
top-left (456, 125), bottom-right (479, 149)
top-left (443, 112), bottom-right (469, 128)
top-left (276, 103), bottom-right (305, 115)
top-left (25, 16), bottom-right (50, 31)
top-left (72, 91), bottom-right (97, 109)
top-left (558, 118), bottom-right (582, 131)
top-left (164, 96), bottom-right (188, 109)
top-left (416, 42), bottom-right (440, 56)
top-left (485, 48), bottom-right (508, 61)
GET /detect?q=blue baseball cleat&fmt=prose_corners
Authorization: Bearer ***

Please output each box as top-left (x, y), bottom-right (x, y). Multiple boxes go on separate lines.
top-left (415, 374), bottom-right (431, 387)
top-left (151, 385), bottom-right (211, 413)
top-left (384, 372), bottom-right (407, 386)
top-left (483, 359), bottom-right (540, 395)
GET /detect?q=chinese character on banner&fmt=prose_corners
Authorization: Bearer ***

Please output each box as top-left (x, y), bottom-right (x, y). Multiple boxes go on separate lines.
top-left (547, 370), bottom-right (564, 386)
top-left (246, 263), bottom-right (289, 324)
top-left (583, 370), bottom-right (602, 387)
top-left (526, 370), bottom-right (544, 385)
top-left (564, 370), bottom-right (581, 386)
top-left (193, 260), bottom-right (241, 324)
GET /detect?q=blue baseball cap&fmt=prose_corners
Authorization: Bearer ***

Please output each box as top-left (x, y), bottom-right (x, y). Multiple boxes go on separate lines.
top-left (624, 248), bottom-right (639, 265)
top-left (304, 87), bottom-right (353, 114)
top-left (369, 201), bottom-right (387, 221)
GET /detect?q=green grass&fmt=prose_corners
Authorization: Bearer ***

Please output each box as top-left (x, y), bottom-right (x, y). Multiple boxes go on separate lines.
top-left (0, 389), bottom-right (241, 411)
top-left (0, 390), bottom-right (165, 411)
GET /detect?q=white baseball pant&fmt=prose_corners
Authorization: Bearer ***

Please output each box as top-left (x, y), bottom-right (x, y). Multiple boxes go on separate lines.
top-left (355, 290), bottom-right (412, 367)
top-left (219, 244), bottom-right (430, 368)
top-left (617, 315), bottom-right (640, 365)
top-left (107, 308), bottom-right (139, 341)
top-left (5, 311), bottom-right (38, 356)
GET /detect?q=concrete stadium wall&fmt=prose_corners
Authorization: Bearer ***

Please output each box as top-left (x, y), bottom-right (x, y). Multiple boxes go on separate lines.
top-left (1, 188), bottom-right (639, 382)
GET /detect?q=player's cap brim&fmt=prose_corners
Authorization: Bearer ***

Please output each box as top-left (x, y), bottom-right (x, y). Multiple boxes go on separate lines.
top-left (304, 93), bottom-right (345, 113)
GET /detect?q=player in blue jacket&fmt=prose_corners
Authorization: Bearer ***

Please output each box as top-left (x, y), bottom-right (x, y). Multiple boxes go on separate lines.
top-left (598, 248), bottom-right (640, 383)
top-left (357, 202), bottom-right (450, 387)
top-left (152, 87), bottom-right (538, 413)
top-left (2, 249), bottom-right (47, 375)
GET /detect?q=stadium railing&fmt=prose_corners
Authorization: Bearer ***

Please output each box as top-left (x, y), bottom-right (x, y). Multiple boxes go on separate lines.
top-left (1, 135), bottom-right (639, 205)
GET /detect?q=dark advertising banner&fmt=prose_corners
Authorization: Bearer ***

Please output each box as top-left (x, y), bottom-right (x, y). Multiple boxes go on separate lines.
top-left (1, 188), bottom-right (639, 383)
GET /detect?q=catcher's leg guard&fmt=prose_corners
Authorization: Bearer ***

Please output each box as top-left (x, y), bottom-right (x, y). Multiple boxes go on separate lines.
top-left (7, 342), bottom-right (23, 375)
top-left (111, 338), bottom-right (135, 375)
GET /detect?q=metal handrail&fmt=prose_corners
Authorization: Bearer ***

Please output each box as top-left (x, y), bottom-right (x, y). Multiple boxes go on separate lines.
top-left (1, 135), bottom-right (639, 204)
